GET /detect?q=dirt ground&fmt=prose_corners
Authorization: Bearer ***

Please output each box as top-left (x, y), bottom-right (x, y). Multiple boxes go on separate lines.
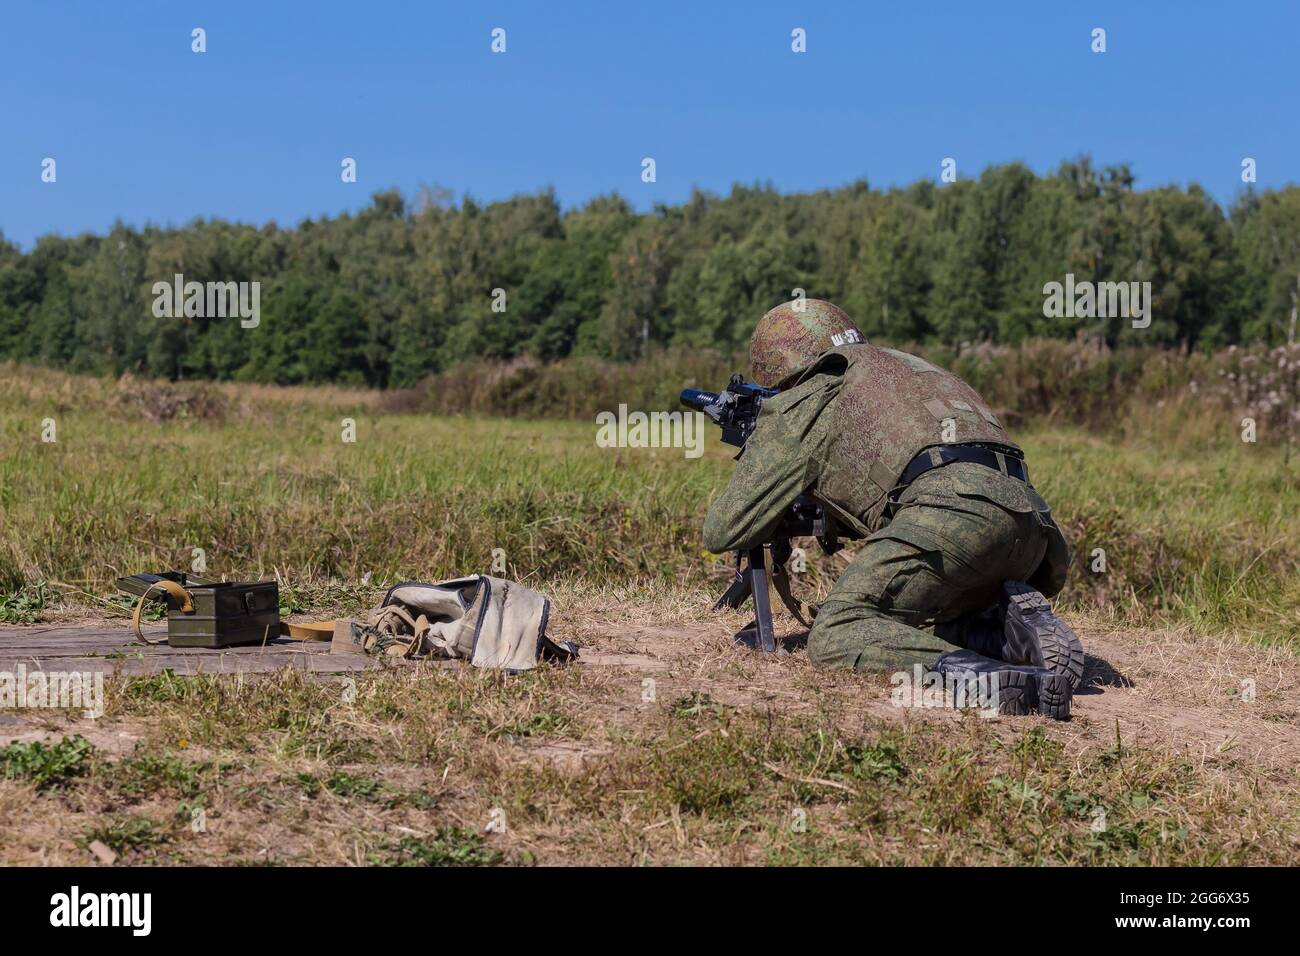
top-left (570, 604), bottom-right (1300, 776)
top-left (1, 591), bottom-right (1297, 866)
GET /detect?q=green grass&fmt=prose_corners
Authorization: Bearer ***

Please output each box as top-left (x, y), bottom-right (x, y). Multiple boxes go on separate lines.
top-left (0, 365), bottom-right (1296, 646)
top-left (1026, 429), bottom-right (1300, 643)
top-left (106, 750), bottom-right (211, 799)
top-left (6, 665), bottom-right (1290, 866)
top-left (81, 815), bottom-right (171, 857)
top-left (2, 366), bottom-right (1296, 867)
top-left (0, 736), bottom-right (93, 789)
top-left (368, 829), bottom-right (503, 867)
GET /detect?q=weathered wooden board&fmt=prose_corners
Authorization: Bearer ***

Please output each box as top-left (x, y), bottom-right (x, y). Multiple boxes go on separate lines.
top-left (0, 624), bottom-right (377, 676)
top-left (0, 625), bottom-right (656, 678)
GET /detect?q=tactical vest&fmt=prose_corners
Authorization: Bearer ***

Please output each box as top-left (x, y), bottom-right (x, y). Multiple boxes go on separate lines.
top-left (797, 344), bottom-right (1019, 531)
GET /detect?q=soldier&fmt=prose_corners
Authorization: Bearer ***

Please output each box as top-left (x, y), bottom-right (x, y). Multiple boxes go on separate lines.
top-left (702, 299), bottom-right (1082, 719)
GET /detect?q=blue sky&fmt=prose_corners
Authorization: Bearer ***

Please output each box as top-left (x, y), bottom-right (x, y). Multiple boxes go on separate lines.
top-left (1, 0), bottom-right (1294, 248)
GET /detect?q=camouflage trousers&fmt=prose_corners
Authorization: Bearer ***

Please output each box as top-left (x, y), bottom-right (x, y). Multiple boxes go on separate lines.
top-left (806, 463), bottom-right (1070, 672)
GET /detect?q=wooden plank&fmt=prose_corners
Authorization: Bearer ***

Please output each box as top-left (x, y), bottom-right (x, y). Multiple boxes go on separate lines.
top-left (0, 625), bottom-right (376, 676)
top-left (0, 625), bottom-right (615, 677)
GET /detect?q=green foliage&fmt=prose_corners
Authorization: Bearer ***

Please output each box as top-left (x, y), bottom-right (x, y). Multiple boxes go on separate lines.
top-left (107, 750), bottom-right (208, 798)
top-left (122, 670), bottom-right (189, 704)
top-left (2, 351), bottom-right (1298, 645)
top-left (325, 772), bottom-right (383, 800)
top-left (0, 550), bottom-right (47, 624)
top-left (0, 581), bottom-right (48, 624)
top-left (81, 815), bottom-right (170, 855)
top-left (0, 736), bottom-right (93, 789)
top-left (671, 691), bottom-right (722, 718)
top-left (369, 828), bottom-right (503, 867)
top-left (489, 712), bottom-right (572, 739)
top-left (5, 165), bottom-right (1299, 386)
top-left (844, 741), bottom-right (908, 782)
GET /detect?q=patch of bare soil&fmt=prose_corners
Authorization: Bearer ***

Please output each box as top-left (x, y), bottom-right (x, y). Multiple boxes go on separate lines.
top-left (553, 600), bottom-right (1300, 781)
top-left (8, 600), bottom-right (1295, 774)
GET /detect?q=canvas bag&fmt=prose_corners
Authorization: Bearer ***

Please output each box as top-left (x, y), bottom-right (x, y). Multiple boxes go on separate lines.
top-left (331, 575), bottom-right (576, 671)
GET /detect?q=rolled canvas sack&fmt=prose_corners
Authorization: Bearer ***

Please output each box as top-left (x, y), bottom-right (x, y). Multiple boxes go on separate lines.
top-left (331, 576), bottom-right (576, 671)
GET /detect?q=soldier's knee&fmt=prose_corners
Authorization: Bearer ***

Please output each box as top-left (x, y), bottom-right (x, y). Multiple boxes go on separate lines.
top-left (806, 622), bottom-right (836, 668)
top-left (806, 599), bottom-right (949, 674)
top-left (806, 601), bottom-right (865, 669)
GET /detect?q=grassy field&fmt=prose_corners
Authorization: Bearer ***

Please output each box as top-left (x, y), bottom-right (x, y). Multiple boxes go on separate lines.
top-left (0, 364), bottom-right (1298, 865)
top-left (2, 362), bottom-right (1297, 643)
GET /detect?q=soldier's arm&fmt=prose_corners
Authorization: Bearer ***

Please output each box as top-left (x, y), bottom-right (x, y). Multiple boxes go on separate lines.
top-left (702, 375), bottom-right (837, 553)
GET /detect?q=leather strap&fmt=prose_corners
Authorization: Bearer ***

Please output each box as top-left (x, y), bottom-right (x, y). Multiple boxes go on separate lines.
top-left (279, 620), bottom-right (335, 641)
top-left (130, 579), bottom-right (194, 645)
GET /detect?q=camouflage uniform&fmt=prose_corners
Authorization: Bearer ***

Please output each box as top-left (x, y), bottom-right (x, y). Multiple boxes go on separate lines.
top-left (703, 303), bottom-right (1071, 673)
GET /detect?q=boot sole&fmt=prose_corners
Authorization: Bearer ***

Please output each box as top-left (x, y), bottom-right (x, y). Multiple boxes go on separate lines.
top-left (932, 651), bottom-right (1073, 721)
top-left (991, 668), bottom-right (1072, 720)
top-left (1001, 582), bottom-right (1085, 692)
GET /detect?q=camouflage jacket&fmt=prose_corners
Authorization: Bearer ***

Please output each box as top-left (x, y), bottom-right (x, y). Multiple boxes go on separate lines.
top-left (702, 343), bottom-right (1022, 554)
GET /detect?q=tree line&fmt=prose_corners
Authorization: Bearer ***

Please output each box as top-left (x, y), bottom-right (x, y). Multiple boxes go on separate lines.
top-left (1, 158), bottom-right (1297, 387)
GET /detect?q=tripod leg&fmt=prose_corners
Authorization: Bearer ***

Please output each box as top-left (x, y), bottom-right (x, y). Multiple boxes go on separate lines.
top-left (748, 570), bottom-right (777, 652)
top-left (715, 548), bottom-right (777, 652)
top-left (714, 566), bottom-right (753, 610)
top-left (742, 547), bottom-right (777, 653)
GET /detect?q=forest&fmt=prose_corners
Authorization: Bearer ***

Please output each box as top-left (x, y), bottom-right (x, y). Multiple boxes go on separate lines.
top-left (1, 157), bottom-right (1298, 388)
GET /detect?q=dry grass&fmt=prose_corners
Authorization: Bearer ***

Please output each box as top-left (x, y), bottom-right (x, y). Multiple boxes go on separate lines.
top-left (2, 364), bottom-right (1299, 643)
top-left (2, 364), bottom-right (1298, 866)
top-left (1, 586), bottom-right (1297, 867)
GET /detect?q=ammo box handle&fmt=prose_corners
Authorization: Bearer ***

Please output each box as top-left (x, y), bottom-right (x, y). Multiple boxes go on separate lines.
top-left (130, 579), bottom-right (195, 645)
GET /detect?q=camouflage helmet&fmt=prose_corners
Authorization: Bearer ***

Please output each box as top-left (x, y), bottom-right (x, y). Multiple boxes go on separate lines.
top-left (749, 299), bottom-right (866, 388)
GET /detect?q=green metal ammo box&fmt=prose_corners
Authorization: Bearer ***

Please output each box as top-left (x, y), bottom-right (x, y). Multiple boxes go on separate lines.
top-left (116, 571), bottom-right (281, 648)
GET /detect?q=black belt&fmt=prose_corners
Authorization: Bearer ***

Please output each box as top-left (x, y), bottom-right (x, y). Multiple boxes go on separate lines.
top-left (892, 443), bottom-right (1027, 502)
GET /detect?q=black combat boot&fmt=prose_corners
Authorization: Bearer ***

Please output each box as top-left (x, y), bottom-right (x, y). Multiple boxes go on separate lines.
top-left (957, 582), bottom-right (1085, 692)
top-left (931, 649), bottom-right (1072, 720)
